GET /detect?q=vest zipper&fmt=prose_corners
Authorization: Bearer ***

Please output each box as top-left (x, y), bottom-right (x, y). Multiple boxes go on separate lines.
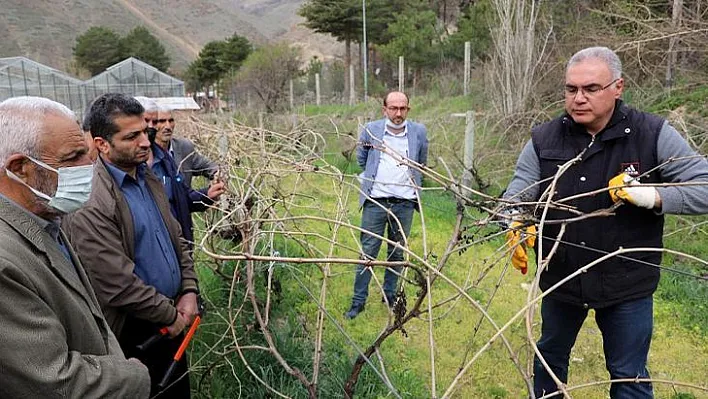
top-left (577, 134), bottom-right (596, 162)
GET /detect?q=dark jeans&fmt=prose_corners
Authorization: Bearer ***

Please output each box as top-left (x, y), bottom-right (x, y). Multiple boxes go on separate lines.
top-left (119, 316), bottom-right (191, 399)
top-left (351, 198), bottom-right (416, 306)
top-left (534, 296), bottom-right (653, 398)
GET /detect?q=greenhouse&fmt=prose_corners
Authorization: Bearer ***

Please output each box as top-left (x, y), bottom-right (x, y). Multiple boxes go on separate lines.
top-left (1, 56), bottom-right (187, 115)
top-left (0, 56), bottom-right (85, 113)
top-left (82, 57), bottom-right (184, 101)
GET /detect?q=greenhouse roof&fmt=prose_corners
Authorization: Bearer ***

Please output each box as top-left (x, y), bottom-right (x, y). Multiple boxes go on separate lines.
top-left (82, 57), bottom-right (185, 98)
top-left (0, 57), bottom-right (86, 112)
top-left (0, 56), bottom-right (83, 85)
top-left (84, 57), bottom-right (184, 86)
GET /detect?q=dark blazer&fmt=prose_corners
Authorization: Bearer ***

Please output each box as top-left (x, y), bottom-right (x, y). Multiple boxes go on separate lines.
top-left (171, 137), bottom-right (217, 188)
top-left (66, 156), bottom-right (199, 337)
top-left (0, 196), bottom-right (150, 398)
top-left (153, 143), bottom-right (213, 247)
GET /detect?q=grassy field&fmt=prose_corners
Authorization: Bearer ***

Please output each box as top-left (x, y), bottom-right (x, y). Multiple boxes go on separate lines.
top-left (188, 96), bottom-right (707, 398)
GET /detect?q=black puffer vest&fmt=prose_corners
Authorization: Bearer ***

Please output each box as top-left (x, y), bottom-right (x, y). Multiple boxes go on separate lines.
top-left (532, 101), bottom-right (665, 308)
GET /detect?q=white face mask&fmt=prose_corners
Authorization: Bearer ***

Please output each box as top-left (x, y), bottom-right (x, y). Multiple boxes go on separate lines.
top-left (6, 156), bottom-right (93, 214)
top-left (385, 118), bottom-right (407, 130)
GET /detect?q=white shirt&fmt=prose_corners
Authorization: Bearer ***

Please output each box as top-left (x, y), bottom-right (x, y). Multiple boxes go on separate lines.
top-left (369, 126), bottom-right (417, 200)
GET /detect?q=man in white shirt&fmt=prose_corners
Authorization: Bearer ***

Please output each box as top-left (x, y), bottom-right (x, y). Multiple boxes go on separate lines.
top-left (345, 91), bottom-right (429, 320)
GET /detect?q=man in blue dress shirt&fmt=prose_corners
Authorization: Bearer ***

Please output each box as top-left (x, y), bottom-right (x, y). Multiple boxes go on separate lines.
top-left (146, 104), bottom-right (225, 249)
top-left (68, 93), bottom-right (199, 398)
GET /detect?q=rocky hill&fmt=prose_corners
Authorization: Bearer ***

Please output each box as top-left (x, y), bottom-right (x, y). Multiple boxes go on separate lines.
top-left (0, 0), bottom-right (341, 74)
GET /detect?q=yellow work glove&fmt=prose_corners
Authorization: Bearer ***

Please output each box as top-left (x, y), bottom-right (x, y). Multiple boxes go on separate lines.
top-left (505, 222), bottom-right (537, 275)
top-left (608, 173), bottom-right (657, 209)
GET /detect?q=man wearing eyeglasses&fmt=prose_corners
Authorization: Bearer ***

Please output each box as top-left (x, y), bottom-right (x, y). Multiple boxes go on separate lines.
top-left (503, 47), bottom-right (708, 398)
top-left (344, 91), bottom-right (429, 320)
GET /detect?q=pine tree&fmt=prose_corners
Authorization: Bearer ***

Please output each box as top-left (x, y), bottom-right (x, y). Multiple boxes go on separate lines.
top-left (123, 26), bottom-right (171, 72)
top-left (73, 27), bottom-right (126, 75)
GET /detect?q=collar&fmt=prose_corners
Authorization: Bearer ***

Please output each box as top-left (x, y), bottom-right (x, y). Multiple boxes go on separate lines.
top-left (384, 125), bottom-right (408, 137)
top-left (0, 192), bottom-right (60, 237)
top-left (562, 99), bottom-right (629, 140)
top-left (597, 100), bottom-right (632, 141)
top-left (152, 143), bottom-right (166, 162)
top-left (103, 157), bottom-right (146, 187)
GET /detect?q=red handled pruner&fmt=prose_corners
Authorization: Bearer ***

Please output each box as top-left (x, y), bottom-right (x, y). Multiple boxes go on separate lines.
top-left (157, 297), bottom-right (206, 391)
top-left (136, 327), bottom-right (169, 352)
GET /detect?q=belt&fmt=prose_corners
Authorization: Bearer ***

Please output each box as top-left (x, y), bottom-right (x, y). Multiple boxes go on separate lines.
top-left (370, 197), bottom-right (415, 204)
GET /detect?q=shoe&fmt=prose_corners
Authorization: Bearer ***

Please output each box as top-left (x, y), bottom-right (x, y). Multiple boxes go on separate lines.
top-left (344, 303), bottom-right (365, 319)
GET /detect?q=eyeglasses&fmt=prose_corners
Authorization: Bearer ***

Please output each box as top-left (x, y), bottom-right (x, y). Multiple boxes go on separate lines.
top-left (151, 118), bottom-right (175, 124)
top-left (564, 78), bottom-right (619, 98)
top-left (386, 106), bottom-right (409, 113)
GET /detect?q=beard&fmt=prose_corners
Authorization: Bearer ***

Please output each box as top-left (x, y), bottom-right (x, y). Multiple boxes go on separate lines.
top-left (108, 147), bottom-right (149, 169)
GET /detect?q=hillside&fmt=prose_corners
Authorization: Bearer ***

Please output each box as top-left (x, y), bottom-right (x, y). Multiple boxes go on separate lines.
top-left (0, 0), bottom-right (341, 74)
top-left (233, 0), bottom-right (343, 62)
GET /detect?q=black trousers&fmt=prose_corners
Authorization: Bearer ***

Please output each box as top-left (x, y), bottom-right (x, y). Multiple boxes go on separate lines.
top-left (119, 316), bottom-right (191, 399)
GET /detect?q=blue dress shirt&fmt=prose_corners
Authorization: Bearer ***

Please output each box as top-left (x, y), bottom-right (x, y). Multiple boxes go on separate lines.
top-left (150, 145), bottom-right (174, 203)
top-left (105, 162), bottom-right (181, 298)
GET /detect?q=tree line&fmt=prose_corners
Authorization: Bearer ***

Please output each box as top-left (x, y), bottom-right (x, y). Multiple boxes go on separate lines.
top-left (298, 0), bottom-right (492, 100)
top-left (73, 0), bottom-right (708, 114)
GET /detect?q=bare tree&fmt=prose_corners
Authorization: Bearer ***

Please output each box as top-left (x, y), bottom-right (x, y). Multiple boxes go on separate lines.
top-left (236, 44), bottom-right (302, 113)
top-left (487, 0), bottom-right (551, 116)
top-left (666, 0), bottom-right (684, 88)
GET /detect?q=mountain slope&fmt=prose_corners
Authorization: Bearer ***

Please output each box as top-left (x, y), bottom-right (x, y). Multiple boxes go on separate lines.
top-left (233, 0), bottom-right (343, 62)
top-left (0, 0), bottom-right (342, 75)
top-left (0, 0), bottom-right (270, 73)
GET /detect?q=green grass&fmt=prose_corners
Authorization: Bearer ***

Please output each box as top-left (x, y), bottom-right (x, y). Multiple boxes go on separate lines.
top-left (300, 102), bottom-right (372, 117)
top-left (187, 96), bottom-right (707, 398)
top-left (645, 85), bottom-right (708, 118)
top-left (658, 216), bottom-right (708, 336)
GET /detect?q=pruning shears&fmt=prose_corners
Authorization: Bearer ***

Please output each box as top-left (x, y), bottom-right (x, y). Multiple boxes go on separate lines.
top-left (157, 297), bottom-right (206, 391)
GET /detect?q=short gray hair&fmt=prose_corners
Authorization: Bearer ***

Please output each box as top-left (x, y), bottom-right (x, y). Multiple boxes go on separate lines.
top-left (567, 46), bottom-right (622, 80)
top-left (135, 96), bottom-right (159, 113)
top-left (0, 96), bottom-right (76, 166)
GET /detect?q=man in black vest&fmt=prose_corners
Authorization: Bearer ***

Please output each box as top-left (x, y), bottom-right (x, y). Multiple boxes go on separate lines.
top-left (503, 46), bottom-right (708, 398)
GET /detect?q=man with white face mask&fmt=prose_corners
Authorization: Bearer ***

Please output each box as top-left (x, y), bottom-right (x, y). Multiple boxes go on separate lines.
top-left (345, 91), bottom-right (429, 319)
top-left (0, 96), bottom-right (150, 397)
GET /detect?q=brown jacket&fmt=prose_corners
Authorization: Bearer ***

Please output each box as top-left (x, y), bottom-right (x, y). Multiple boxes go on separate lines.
top-left (0, 196), bottom-right (150, 398)
top-left (66, 156), bottom-right (198, 337)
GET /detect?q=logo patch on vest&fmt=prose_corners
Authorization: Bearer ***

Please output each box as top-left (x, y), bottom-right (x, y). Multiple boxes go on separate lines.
top-left (620, 162), bottom-right (640, 177)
